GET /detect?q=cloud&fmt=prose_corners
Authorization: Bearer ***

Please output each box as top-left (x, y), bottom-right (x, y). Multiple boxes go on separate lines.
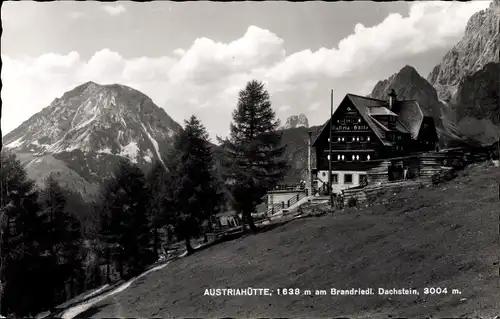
top-left (308, 102), bottom-right (321, 111)
top-left (278, 105), bottom-right (291, 112)
top-left (69, 11), bottom-right (86, 19)
top-left (2, 1), bottom-right (490, 140)
top-left (359, 80), bottom-right (379, 96)
top-left (168, 26), bottom-right (285, 85)
top-left (101, 4), bottom-right (126, 16)
top-left (173, 48), bottom-right (186, 57)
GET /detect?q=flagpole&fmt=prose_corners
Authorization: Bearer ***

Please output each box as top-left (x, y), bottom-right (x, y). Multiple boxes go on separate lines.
top-left (329, 89), bottom-right (333, 209)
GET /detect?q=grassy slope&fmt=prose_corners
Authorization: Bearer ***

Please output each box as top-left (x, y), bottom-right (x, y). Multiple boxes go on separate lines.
top-left (75, 162), bottom-right (499, 318)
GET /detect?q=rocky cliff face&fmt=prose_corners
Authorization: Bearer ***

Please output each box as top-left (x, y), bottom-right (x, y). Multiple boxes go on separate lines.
top-left (282, 114), bottom-right (309, 130)
top-left (3, 81), bottom-right (183, 200)
top-left (428, 0), bottom-right (499, 104)
top-left (426, 0), bottom-right (500, 145)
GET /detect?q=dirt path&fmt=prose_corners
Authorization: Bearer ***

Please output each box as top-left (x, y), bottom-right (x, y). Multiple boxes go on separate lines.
top-left (61, 262), bottom-right (172, 319)
top-left (61, 241), bottom-right (205, 319)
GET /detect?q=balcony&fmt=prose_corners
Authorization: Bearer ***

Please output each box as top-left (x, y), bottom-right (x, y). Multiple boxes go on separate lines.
top-left (323, 147), bottom-right (375, 153)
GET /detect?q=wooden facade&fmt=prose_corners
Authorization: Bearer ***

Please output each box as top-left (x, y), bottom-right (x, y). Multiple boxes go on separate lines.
top-left (312, 91), bottom-right (439, 193)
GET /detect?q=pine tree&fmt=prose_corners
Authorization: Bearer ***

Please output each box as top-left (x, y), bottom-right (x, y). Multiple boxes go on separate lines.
top-left (217, 80), bottom-right (289, 233)
top-left (98, 159), bottom-right (151, 279)
top-left (167, 115), bottom-right (223, 254)
top-left (0, 152), bottom-right (46, 316)
top-left (38, 175), bottom-right (83, 308)
top-left (145, 160), bottom-right (171, 261)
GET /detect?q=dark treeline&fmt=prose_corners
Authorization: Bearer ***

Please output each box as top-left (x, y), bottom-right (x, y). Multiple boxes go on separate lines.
top-left (0, 80), bottom-right (288, 317)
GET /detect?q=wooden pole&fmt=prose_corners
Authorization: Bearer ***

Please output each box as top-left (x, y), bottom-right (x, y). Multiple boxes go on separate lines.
top-left (329, 89), bottom-right (334, 209)
top-left (497, 45), bottom-right (500, 162)
top-left (308, 130), bottom-right (313, 197)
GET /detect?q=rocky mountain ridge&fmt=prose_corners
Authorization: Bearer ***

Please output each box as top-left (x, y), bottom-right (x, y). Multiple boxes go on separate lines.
top-left (3, 82), bottom-right (183, 200)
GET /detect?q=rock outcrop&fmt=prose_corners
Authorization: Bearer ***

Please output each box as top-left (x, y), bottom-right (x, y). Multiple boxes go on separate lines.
top-left (282, 114), bottom-right (309, 130)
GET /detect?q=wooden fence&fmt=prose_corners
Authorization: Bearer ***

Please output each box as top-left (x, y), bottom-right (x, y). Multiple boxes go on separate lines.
top-left (342, 180), bottom-right (424, 207)
top-left (263, 190), bottom-right (309, 217)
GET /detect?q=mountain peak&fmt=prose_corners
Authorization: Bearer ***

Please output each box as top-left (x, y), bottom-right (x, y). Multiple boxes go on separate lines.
top-left (399, 65), bottom-right (419, 76)
top-left (79, 80), bottom-right (103, 91)
top-left (370, 64), bottom-right (442, 116)
top-left (282, 113), bottom-right (309, 130)
top-left (83, 80), bottom-right (98, 86)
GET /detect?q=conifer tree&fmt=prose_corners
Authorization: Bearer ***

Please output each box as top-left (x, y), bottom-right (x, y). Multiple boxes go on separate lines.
top-left (145, 159), bottom-right (172, 261)
top-left (0, 152), bottom-right (45, 316)
top-left (217, 80), bottom-right (289, 232)
top-left (168, 115), bottom-right (223, 254)
top-left (98, 159), bottom-right (151, 279)
top-left (38, 175), bottom-right (83, 308)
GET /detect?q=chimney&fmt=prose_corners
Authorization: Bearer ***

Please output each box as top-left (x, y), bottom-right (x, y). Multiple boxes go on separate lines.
top-left (388, 89), bottom-right (397, 109)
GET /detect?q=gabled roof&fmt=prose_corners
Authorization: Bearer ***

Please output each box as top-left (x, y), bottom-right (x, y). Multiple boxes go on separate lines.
top-left (370, 116), bottom-right (389, 131)
top-left (312, 93), bottom-right (428, 147)
top-left (312, 94), bottom-right (392, 147)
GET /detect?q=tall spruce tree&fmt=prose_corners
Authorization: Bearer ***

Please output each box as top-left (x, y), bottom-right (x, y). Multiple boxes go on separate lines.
top-left (0, 152), bottom-right (46, 316)
top-left (217, 80), bottom-right (288, 232)
top-left (38, 175), bottom-right (83, 309)
top-left (145, 160), bottom-right (172, 261)
top-left (168, 115), bottom-right (223, 254)
top-left (98, 159), bottom-right (151, 279)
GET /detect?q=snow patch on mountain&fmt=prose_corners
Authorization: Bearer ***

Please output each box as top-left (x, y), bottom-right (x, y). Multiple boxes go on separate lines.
top-left (120, 142), bottom-right (140, 163)
top-left (73, 112), bottom-right (98, 132)
top-left (97, 148), bottom-right (113, 155)
top-left (5, 137), bottom-right (25, 149)
top-left (65, 145), bottom-right (79, 152)
top-left (142, 149), bottom-right (154, 163)
top-left (140, 123), bottom-right (165, 167)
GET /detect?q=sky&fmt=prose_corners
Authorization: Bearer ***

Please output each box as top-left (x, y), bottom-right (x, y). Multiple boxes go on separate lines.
top-left (1, 1), bottom-right (492, 142)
